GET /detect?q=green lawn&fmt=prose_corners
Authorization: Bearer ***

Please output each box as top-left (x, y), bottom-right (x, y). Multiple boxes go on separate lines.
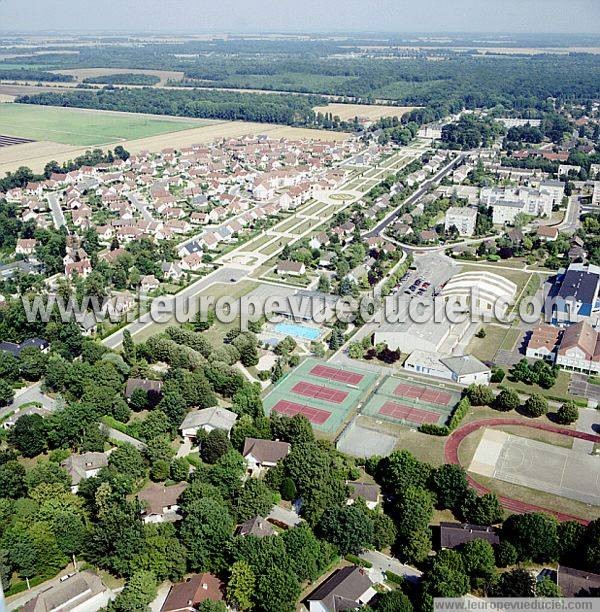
top-left (468, 324), bottom-right (520, 362)
top-left (0, 103), bottom-right (205, 145)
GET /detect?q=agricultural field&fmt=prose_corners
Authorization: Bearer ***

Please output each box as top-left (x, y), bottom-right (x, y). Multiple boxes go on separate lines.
top-left (51, 67), bottom-right (185, 86)
top-left (314, 103), bottom-right (415, 121)
top-left (0, 103), bottom-right (204, 146)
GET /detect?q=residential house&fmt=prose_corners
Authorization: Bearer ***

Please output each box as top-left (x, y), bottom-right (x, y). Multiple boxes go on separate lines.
top-left (161, 261), bottom-right (184, 281)
top-left (15, 238), bottom-right (37, 256)
top-left (125, 378), bottom-right (163, 401)
top-left (306, 566), bottom-right (376, 612)
top-left (161, 574), bottom-right (224, 612)
top-left (557, 566), bottom-right (600, 598)
top-left (21, 571), bottom-right (111, 612)
top-left (277, 260), bottom-right (306, 277)
top-left (61, 452), bottom-right (109, 493)
top-left (440, 522), bottom-right (500, 549)
top-left (140, 274), bottom-right (160, 293)
top-left (137, 482), bottom-right (188, 524)
top-left (242, 437), bottom-right (290, 477)
top-left (179, 407), bottom-right (238, 442)
top-left (346, 481), bottom-right (381, 510)
top-left (236, 515), bottom-right (276, 537)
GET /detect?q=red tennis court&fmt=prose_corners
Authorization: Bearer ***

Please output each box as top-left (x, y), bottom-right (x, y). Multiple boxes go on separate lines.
top-left (292, 381), bottom-right (348, 404)
top-left (379, 401), bottom-right (441, 424)
top-left (310, 364), bottom-right (364, 385)
top-left (393, 383), bottom-right (452, 406)
top-left (272, 399), bottom-right (332, 425)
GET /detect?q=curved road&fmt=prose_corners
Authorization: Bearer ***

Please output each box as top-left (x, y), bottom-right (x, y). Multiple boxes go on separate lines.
top-left (445, 418), bottom-right (600, 525)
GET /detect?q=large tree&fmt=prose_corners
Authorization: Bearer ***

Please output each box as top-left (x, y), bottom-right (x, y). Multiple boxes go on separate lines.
top-left (316, 504), bottom-right (374, 556)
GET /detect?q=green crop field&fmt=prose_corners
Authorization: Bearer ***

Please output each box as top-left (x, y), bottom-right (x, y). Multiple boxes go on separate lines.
top-left (0, 103), bottom-right (205, 146)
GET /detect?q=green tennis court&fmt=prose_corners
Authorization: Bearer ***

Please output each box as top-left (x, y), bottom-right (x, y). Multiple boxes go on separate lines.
top-left (361, 375), bottom-right (459, 428)
top-left (263, 358), bottom-right (378, 435)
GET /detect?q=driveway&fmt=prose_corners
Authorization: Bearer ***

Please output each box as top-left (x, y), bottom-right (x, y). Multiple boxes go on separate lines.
top-left (0, 382), bottom-right (57, 420)
top-left (360, 550), bottom-right (422, 585)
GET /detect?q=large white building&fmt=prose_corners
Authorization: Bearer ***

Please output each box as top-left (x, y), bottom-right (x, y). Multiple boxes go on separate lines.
top-left (481, 182), bottom-right (563, 225)
top-left (440, 271), bottom-right (518, 318)
top-left (404, 350), bottom-right (491, 385)
top-left (444, 206), bottom-right (478, 237)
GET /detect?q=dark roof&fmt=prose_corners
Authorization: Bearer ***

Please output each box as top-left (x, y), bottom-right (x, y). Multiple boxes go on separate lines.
top-left (439, 522), bottom-right (500, 549)
top-left (346, 481), bottom-right (380, 504)
top-left (237, 515), bottom-right (276, 537)
top-left (557, 268), bottom-right (599, 304)
top-left (0, 338), bottom-right (48, 357)
top-left (125, 378), bottom-right (163, 398)
top-left (557, 565), bottom-right (600, 598)
top-left (307, 566), bottom-right (373, 611)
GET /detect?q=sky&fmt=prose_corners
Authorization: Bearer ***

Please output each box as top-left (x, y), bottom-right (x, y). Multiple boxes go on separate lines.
top-left (0, 0), bottom-right (599, 35)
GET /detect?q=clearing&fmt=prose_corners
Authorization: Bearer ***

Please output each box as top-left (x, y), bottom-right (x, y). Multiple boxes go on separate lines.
top-left (313, 103), bottom-right (415, 121)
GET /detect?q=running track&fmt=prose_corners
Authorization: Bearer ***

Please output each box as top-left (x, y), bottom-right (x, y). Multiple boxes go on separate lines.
top-left (445, 418), bottom-right (600, 525)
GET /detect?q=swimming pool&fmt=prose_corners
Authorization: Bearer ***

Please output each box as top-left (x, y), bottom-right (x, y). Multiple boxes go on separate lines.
top-left (274, 321), bottom-right (321, 341)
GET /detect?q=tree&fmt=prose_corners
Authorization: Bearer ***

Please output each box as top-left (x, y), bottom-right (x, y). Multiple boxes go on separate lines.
top-left (491, 568), bottom-right (535, 597)
top-left (399, 528), bottom-right (431, 564)
top-left (201, 428), bottom-right (232, 464)
top-left (582, 518), bottom-right (600, 573)
top-left (10, 414), bottom-right (47, 457)
top-left (348, 342), bottom-right (364, 359)
top-left (460, 539), bottom-right (496, 583)
top-left (25, 461), bottom-right (70, 491)
top-left (493, 388), bottom-right (520, 412)
top-left (108, 570), bottom-right (157, 611)
top-left (556, 401), bottom-right (579, 425)
top-left (372, 512), bottom-right (397, 551)
top-left (395, 486), bottom-right (434, 537)
top-left (376, 590), bottom-right (413, 612)
top-left (280, 477), bottom-right (297, 501)
top-left (129, 387), bottom-right (149, 412)
top-left (501, 513), bottom-right (559, 563)
top-left (282, 523), bottom-right (328, 582)
top-left (537, 577), bottom-right (562, 597)
top-left (235, 478), bottom-right (275, 521)
top-left (430, 464), bottom-right (468, 510)
top-left (0, 460), bottom-right (26, 498)
top-left (198, 602), bottom-right (226, 612)
top-left (316, 504), bottom-right (374, 555)
top-left (227, 560), bottom-right (255, 612)
top-left (460, 490), bottom-right (503, 526)
top-left (466, 384), bottom-right (495, 406)
top-left (376, 450), bottom-right (431, 494)
top-left (0, 380), bottom-right (15, 407)
top-left (522, 393), bottom-right (548, 418)
top-left (270, 358), bottom-right (284, 383)
top-left (494, 541), bottom-right (518, 568)
top-left (180, 498), bottom-right (234, 572)
top-left (108, 443), bottom-right (146, 481)
top-left (19, 347), bottom-right (48, 381)
top-left (254, 565), bottom-right (300, 612)
top-left (122, 329), bottom-right (136, 365)
top-left (422, 562), bottom-right (470, 599)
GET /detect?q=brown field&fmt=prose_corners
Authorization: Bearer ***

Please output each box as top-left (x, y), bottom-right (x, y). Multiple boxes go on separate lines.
top-left (0, 94), bottom-right (15, 103)
top-left (0, 113), bottom-right (351, 175)
top-left (51, 67), bottom-right (185, 86)
top-left (314, 103), bottom-right (416, 121)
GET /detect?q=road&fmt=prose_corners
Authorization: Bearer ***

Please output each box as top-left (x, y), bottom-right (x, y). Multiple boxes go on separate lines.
top-left (128, 193), bottom-right (155, 223)
top-left (0, 381), bottom-right (56, 420)
top-left (557, 196), bottom-right (580, 232)
top-left (47, 193), bottom-right (67, 230)
top-left (102, 266), bottom-right (247, 349)
top-left (363, 153), bottom-right (466, 239)
top-left (360, 550), bottom-right (422, 585)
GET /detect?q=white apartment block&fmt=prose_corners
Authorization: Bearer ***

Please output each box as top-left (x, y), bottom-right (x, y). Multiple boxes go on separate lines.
top-left (481, 182), bottom-right (563, 225)
top-left (444, 206), bottom-right (478, 236)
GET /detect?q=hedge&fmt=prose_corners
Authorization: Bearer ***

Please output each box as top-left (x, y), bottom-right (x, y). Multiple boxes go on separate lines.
top-left (418, 423), bottom-right (450, 436)
top-left (385, 570), bottom-right (404, 585)
top-left (345, 554), bottom-right (373, 568)
top-left (418, 396), bottom-right (471, 437)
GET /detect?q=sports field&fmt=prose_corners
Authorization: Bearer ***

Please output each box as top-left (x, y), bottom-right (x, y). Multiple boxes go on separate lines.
top-left (361, 376), bottom-right (460, 427)
top-left (0, 103), bottom-right (205, 146)
top-left (263, 358), bottom-right (378, 434)
top-left (470, 429), bottom-right (600, 506)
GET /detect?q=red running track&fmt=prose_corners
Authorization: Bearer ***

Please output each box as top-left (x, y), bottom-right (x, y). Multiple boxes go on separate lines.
top-left (445, 418), bottom-right (600, 525)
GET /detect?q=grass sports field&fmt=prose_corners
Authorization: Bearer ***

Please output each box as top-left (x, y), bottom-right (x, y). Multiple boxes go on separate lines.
top-left (361, 375), bottom-right (460, 427)
top-left (263, 358), bottom-right (378, 435)
top-left (0, 103), bottom-right (205, 146)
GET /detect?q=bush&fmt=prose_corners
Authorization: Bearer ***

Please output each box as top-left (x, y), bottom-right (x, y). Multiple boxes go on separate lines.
top-left (384, 570), bottom-right (404, 584)
top-left (447, 397), bottom-right (471, 431)
top-left (344, 554), bottom-right (372, 568)
top-left (418, 423), bottom-right (450, 436)
top-left (494, 541), bottom-right (518, 568)
top-left (493, 388), bottom-right (520, 412)
top-left (522, 393), bottom-right (548, 418)
top-left (555, 401), bottom-right (579, 425)
top-left (491, 366), bottom-right (505, 383)
top-left (466, 384), bottom-right (495, 406)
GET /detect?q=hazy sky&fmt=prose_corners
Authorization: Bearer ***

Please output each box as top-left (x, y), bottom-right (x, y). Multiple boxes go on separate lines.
top-left (0, 0), bottom-right (599, 35)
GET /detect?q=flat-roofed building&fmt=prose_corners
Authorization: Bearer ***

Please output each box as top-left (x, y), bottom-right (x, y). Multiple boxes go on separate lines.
top-left (444, 206), bottom-right (478, 237)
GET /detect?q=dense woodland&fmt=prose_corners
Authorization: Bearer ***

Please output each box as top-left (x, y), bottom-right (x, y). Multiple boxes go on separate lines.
top-left (82, 73), bottom-right (161, 86)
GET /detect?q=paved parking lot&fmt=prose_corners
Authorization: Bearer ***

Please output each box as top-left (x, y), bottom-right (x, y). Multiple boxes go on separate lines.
top-left (570, 373), bottom-right (600, 404)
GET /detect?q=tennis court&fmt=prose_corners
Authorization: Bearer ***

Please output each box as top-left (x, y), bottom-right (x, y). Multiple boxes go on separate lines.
top-left (272, 399), bottom-right (332, 425)
top-left (361, 375), bottom-right (460, 428)
top-left (292, 381), bottom-right (349, 404)
top-left (310, 363), bottom-right (364, 385)
top-left (393, 383), bottom-right (453, 406)
top-left (379, 401), bottom-right (441, 424)
top-left (263, 358), bottom-right (378, 435)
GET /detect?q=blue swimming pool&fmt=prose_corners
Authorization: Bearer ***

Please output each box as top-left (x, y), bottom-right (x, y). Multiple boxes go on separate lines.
top-left (274, 321), bottom-right (321, 341)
